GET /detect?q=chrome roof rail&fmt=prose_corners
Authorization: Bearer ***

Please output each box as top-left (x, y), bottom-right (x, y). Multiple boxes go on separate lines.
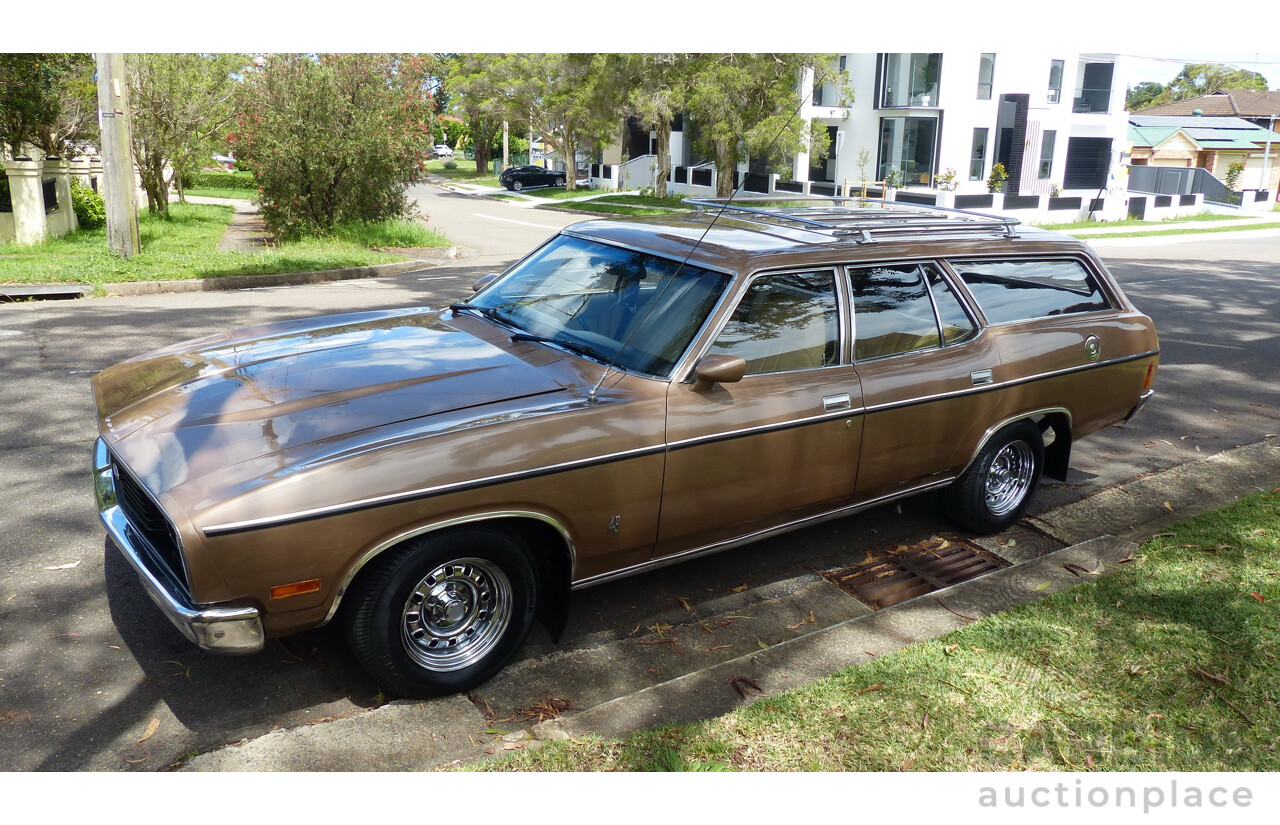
top-left (682, 195), bottom-right (1021, 243)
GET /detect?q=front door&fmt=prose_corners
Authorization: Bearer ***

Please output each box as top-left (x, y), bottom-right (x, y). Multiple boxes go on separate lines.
top-left (657, 269), bottom-right (864, 558)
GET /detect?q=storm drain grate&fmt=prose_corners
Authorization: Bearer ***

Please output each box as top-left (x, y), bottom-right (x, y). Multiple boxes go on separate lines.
top-left (823, 537), bottom-right (1007, 610)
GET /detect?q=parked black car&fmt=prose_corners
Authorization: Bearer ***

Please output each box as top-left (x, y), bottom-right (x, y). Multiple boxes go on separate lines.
top-left (499, 165), bottom-right (567, 191)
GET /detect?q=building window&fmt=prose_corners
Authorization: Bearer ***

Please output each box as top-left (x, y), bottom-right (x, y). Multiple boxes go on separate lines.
top-left (1074, 60), bottom-right (1114, 114)
top-left (879, 116), bottom-right (938, 186)
top-left (879, 53), bottom-right (942, 108)
top-left (1064, 137), bottom-right (1112, 189)
top-left (970, 128), bottom-right (988, 180)
top-left (977, 54), bottom-right (995, 100)
top-left (1047, 59), bottom-right (1064, 104)
top-left (1039, 131), bottom-right (1056, 180)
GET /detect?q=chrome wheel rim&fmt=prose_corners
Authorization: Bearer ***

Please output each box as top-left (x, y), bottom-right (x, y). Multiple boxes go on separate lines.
top-left (401, 558), bottom-right (512, 672)
top-left (982, 441), bottom-right (1035, 517)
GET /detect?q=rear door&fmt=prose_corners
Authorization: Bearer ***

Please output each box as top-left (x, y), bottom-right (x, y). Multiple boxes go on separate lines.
top-left (848, 261), bottom-right (1005, 498)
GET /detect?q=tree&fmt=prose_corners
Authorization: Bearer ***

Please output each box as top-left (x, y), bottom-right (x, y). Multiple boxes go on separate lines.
top-left (607, 54), bottom-right (696, 199)
top-left (684, 54), bottom-right (846, 197)
top-left (446, 53), bottom-right (519, 176)
top-left (126, 53), bottom-right (244, 216)
top-left (1125, 81), bottom-right (1166, 112)
top-left (0, 53), bottom-right (96, 158)
top-left (232, 53), bottom-right (437, 239)
top-left (454, 54), bottom-right (623, 191)
top-left (1128, 63), bottom-right (1269, 112)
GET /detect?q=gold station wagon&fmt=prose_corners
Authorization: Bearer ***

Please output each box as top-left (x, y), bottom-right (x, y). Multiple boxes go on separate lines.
top-left (92, 198), bottom-right (1158, 697)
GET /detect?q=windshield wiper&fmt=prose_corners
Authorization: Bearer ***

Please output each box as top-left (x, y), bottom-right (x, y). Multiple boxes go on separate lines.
top-left (509, 333), bottom-right (607, 363)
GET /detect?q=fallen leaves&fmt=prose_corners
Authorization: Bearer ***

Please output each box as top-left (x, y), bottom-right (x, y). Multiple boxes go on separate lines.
top-left (43, 560), bottom-right (81, 571)
top-left (137, 718), bottom-right (160, 744)
top-left (785, 611), bottom-right (815, 630)
top-left (1250, 592), bottom-right (1267, 603)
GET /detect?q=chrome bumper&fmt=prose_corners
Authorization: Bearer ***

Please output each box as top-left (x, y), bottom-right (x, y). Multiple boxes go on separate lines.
top-left (1124, 388), bottom-right (1156, 422)
top-left (93, 439), bottom-right (264, 654)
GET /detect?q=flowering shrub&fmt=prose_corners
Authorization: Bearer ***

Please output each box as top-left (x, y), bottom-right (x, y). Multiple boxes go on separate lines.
top-left (232, 54), bottom-right (436, 240)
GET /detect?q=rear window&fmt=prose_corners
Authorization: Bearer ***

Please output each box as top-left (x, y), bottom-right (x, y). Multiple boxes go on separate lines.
top-left (951, 258), bottom-right (1112, 324)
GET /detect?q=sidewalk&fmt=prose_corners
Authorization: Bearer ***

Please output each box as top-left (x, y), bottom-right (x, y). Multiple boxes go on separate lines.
top-left (180, 435), bottom-right (1280, 771)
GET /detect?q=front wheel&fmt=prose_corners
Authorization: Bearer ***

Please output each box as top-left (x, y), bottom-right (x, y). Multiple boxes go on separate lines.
top-left (943, 421), bottom-right (1044, 535)
top-left (344, 527), bottom-right (538, 697)
top-left (555, 175), bottom-right (566, 187)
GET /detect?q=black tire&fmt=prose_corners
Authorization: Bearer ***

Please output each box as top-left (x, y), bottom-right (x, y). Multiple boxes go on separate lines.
top-left (555, 175), bottom-right (566, 187)
top-left (344, 526), bottom-right (538, 698)
top-left (512, 180), bottom-right (523, 191)
top-left (943, 421), bottom-right (1044, 535)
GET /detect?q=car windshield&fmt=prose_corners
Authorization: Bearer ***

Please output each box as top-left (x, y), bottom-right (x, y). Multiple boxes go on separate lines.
top-left (465, 235), bottom-right (730, 377)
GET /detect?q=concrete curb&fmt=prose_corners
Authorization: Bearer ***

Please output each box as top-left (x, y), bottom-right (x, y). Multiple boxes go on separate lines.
top-left (99, 249), bottom-right (457, 297)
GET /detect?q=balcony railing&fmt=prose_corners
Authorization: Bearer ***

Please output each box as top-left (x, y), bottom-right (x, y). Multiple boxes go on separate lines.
top-left (1072, 87), bottom-right (1112, 114)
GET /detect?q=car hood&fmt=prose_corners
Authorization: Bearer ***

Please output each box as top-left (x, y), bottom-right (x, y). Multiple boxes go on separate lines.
top-left (92, 307), bottom-right (569, 496)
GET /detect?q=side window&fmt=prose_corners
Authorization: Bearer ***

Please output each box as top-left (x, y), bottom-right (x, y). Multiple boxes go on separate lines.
top-left (850, 263), bottom-right (945, 361)
top-left (707, 271), bottom-right (839, 375)
top-left (952, 258), bottom-right (1113, 324)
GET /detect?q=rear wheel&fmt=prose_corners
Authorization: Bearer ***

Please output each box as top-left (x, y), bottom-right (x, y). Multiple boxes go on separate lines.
top-left (943, 421), bottom-right (1044, 535)
top-left (555, 175), bottom-right (566, 187)
top-left (345, 527), bottom-right (538, 697)
top-left (512, 180), bottom-right (523, 191)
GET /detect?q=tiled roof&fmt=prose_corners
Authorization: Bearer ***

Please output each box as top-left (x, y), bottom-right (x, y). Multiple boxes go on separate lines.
top-left (1138, 90), bottom-right (1280, 118)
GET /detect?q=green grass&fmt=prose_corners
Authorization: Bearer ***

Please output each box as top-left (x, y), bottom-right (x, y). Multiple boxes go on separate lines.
top-left (1065, 221), bottom-right (1280, 240)
top-left (534, 192), bottom-right (695, 216)
top-left (180, 188), bottom-right (254, 200)
top-left (1038, 213), bottom-right (1240, 230)
top-left (0, 202), bottom-right (434, 288)
top-left (423, 158), bottom-right (502, 188)
top-left (472, 489), bottom-right (1280, 772)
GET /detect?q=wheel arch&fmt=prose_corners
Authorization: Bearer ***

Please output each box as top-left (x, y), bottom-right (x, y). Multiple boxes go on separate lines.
top-left (957, 407), bottom-right (1072, 481)
top-left (322, 511), bottom-right (576, 641)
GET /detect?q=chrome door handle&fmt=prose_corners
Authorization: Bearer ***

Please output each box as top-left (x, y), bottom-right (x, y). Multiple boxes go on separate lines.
top-left (823, 393), bottom-right (852, 412)
top-left (971, 369), bottom-right (993, 386)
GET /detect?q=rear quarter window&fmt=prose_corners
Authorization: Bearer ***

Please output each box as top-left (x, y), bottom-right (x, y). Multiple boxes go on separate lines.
top-left (951, 258), bottom-right (1113, 324)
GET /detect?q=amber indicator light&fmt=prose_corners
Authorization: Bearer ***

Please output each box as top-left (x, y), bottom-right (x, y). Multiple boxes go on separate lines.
top-left (1144, 362), bottom-right (1156, 389)
top-left (270, 579), bottom-right (322, 599)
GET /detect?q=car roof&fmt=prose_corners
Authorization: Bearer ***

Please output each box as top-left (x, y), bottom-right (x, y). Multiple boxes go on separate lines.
top-left (563, 200), bottom-right (1091, 276)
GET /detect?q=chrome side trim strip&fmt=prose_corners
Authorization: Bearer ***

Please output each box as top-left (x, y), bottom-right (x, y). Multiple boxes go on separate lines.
top-left (570, 477), bottom-right (955, 590)
top-left (93, 440), bottom-right (264, 654)
top-left (318, 510), bottom-right (578, 628)
top-left (203, 443), bottom-right (666, 536)
top-left (666, 406), bottom-right (863, 451)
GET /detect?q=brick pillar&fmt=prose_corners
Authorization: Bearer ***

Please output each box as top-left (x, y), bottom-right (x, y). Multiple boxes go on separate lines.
top-left (3, 159), bottom-right (46, 245)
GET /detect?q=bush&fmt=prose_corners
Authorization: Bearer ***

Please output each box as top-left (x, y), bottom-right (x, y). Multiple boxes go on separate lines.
top-left (69, 180), bottom-right (106, 230)
top-left (191, 171), bottom-right (256, 190)
top-left (232, 54), bottom-right (436, 240)
top-left (442, 159), bottom-right (457, 170)
top-left (987, 162), bottom-right (1008, 194)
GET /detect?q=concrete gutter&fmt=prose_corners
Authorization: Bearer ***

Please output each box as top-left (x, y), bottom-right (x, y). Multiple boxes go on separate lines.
top-left (179, 434), bottom-right (1280, 772)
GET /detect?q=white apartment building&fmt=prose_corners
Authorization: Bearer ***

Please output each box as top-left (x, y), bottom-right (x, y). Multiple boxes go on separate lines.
top-left (802, 52), bottom-right (1132, 201)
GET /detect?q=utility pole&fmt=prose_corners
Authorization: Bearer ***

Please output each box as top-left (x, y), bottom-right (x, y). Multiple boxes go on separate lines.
top-left (502, 120), bottom-right (509, 171)
top-left (94, 53), bottom-right (140, 258)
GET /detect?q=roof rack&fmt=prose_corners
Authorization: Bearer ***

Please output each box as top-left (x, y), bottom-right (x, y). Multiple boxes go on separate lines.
top-left (682, 196), bottom-right (1021, 244)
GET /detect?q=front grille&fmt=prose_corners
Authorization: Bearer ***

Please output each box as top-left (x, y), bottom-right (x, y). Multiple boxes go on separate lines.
top-left (111, 457), bottom-right (189, 591)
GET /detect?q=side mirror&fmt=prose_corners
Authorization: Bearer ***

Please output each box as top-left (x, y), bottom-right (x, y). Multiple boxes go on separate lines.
top-left (471, 273), bottom-right (500, 293)
top-left (691, 354), bottom-right (746, 391)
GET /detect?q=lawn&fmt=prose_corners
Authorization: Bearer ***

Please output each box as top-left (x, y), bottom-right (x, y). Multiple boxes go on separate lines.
top-left (1037, 213), bottom-right (1241, 230)
top-left (0, 202), bottom-right (447, 288)
top-left (473, 488), bottom-right (1280, 772)
top-left (423, 158), bottom-right (502, 188)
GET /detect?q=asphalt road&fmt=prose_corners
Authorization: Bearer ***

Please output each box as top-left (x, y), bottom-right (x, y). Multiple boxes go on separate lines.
top-left (0, 186), bottom-right (1276, 770)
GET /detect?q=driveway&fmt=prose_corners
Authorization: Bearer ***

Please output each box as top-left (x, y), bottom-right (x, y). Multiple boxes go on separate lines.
top-left (0, 192), bottom-right (1277, 770)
